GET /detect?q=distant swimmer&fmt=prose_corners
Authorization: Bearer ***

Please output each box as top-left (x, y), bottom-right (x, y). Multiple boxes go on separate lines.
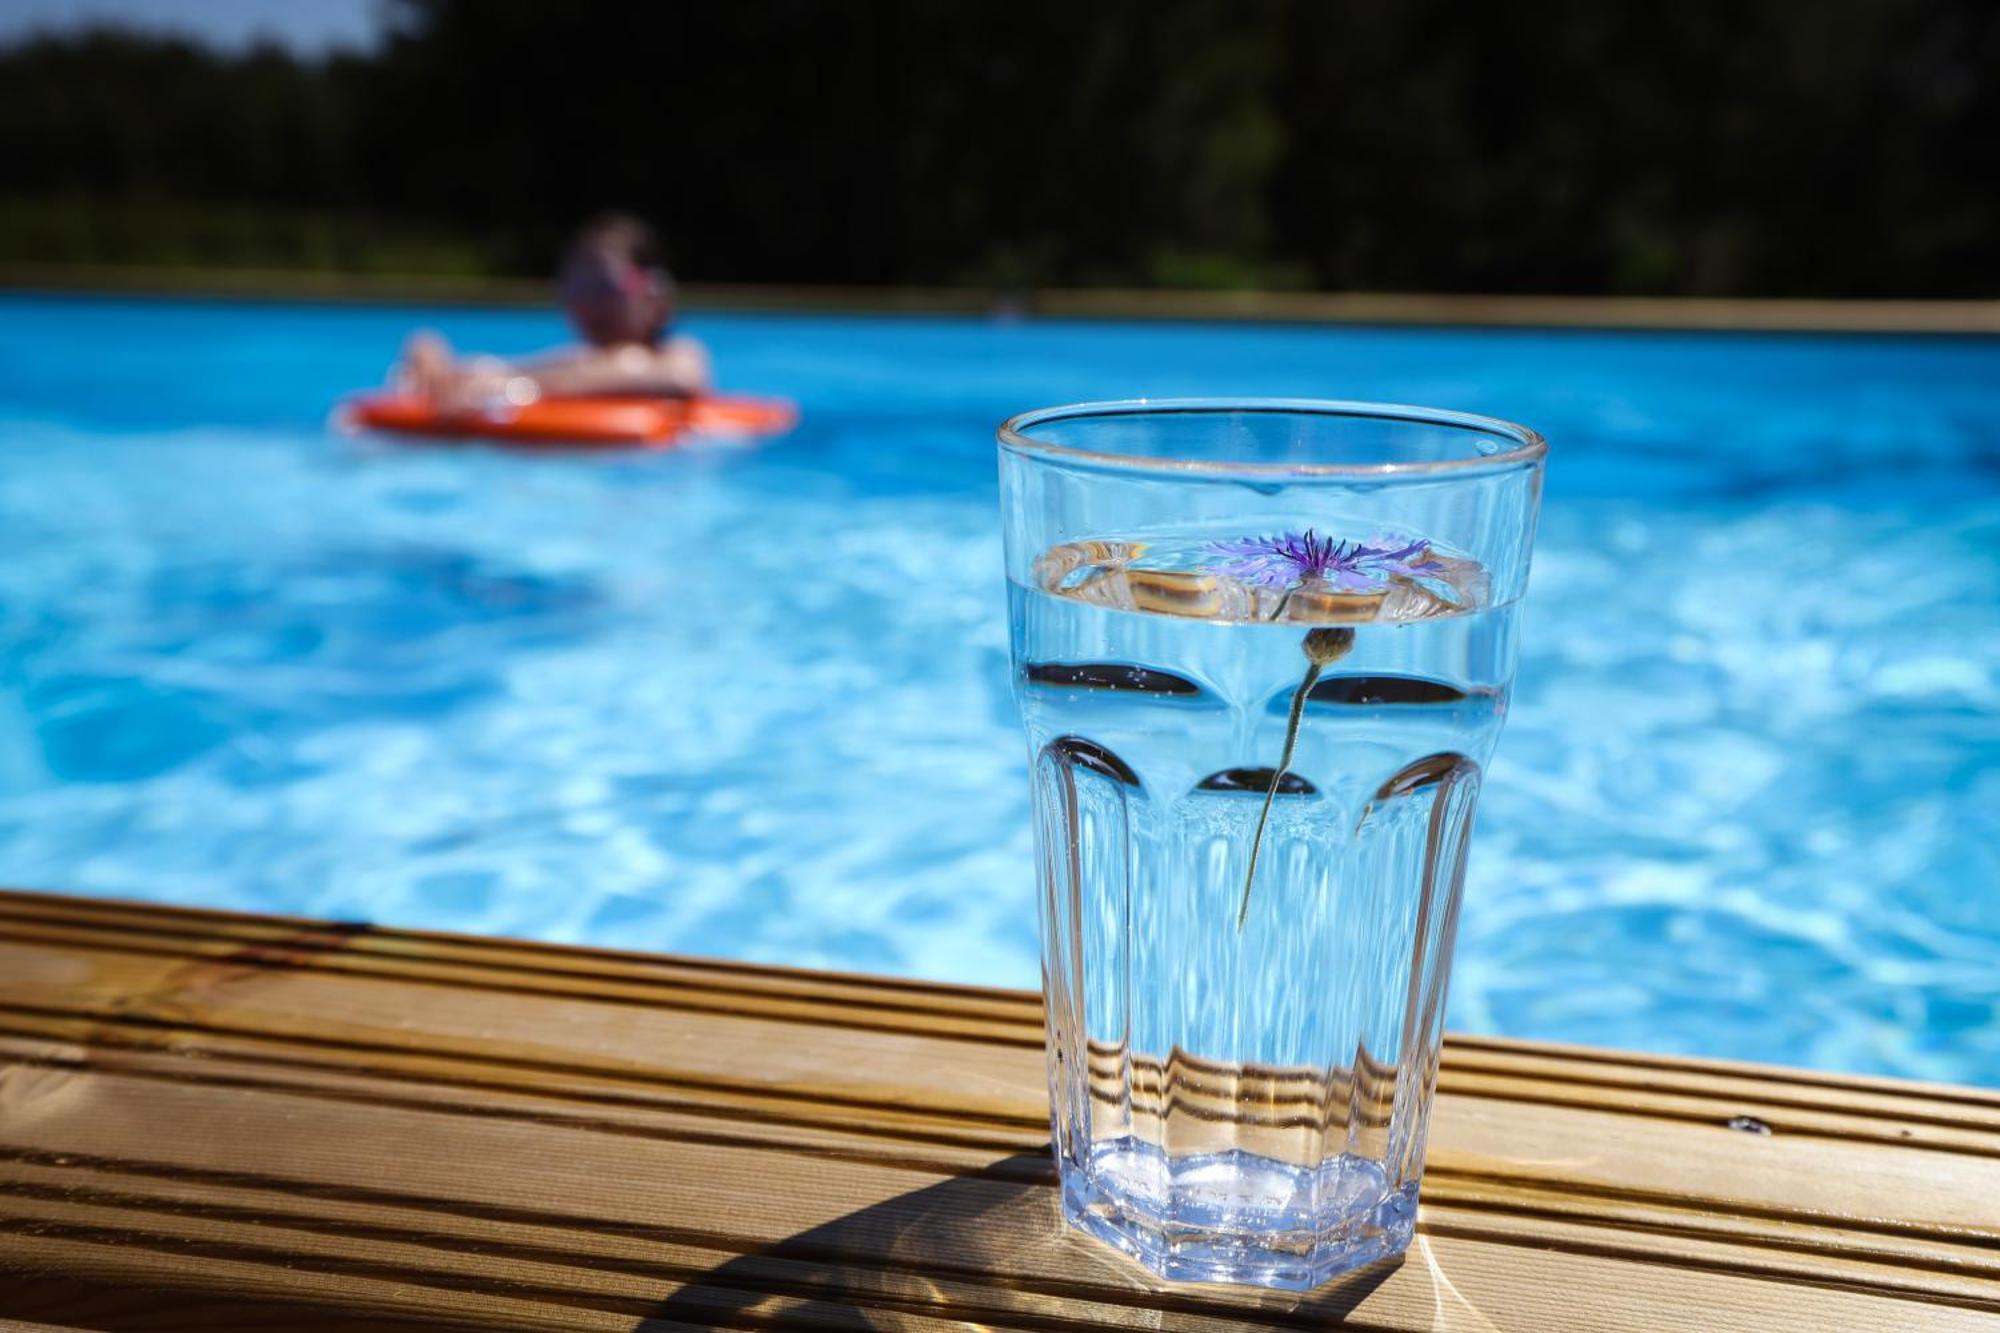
top-left (394, 213), bottom-right (712, 408)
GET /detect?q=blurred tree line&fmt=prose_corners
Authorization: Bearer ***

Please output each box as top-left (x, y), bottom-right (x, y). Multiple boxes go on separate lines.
top-left (2, 0), bottom-right (1995, 296)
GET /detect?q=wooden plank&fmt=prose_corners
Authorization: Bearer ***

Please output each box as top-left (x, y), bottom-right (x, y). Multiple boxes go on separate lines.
top-left (1, 889), bottom-right (1997, 1331)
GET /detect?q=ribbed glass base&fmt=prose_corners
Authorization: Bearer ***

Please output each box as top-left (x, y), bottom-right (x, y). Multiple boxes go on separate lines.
top-left (1060, 1138), bottom-right (1418, 1290)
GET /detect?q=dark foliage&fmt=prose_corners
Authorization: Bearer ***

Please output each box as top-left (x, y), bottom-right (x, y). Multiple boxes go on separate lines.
top-left (2, 0), bottom-right (1995, 294)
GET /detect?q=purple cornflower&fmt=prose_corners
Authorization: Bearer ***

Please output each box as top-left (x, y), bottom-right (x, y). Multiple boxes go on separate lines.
top-left (1206, 528), bottom-right (1443, 593)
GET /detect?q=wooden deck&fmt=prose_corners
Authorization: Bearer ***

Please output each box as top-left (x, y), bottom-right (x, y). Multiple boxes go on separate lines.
top-left (0, 889), bottom-right (1996, 1330)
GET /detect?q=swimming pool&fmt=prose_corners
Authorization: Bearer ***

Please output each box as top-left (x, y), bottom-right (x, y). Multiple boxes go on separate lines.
top-left (2, 292), bottom-right (1996, 1085)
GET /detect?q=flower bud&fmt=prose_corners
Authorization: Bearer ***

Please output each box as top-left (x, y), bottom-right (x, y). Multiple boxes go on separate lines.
top-left (1303, 627), bottom-right (1355, 666)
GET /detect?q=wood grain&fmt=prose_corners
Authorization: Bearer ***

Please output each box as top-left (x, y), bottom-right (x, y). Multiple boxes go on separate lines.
top-left (0, 887), bottom-right (1995, 1331)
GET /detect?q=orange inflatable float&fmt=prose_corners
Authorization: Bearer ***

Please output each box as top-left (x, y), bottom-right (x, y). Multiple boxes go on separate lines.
top-left (342, 392), bottom-right (798, 449)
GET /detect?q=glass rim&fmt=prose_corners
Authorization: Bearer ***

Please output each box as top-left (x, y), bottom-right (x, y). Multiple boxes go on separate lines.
top-left (997, 397), bottom-right (1548, 480)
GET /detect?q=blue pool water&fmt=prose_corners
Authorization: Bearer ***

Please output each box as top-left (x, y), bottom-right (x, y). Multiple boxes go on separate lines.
top-left (1, 293), bottom-right (1997, 1084)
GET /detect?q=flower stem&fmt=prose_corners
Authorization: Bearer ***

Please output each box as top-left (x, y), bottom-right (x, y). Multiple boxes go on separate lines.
top-left (1236, 627), bottom-right (1352, 931)
top-left (1236, 657), bottom-right (1324, 930)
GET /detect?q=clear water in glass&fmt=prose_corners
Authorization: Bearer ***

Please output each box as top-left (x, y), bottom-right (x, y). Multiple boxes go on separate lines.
top-left (1011, 525), bottom-right (1515, 1288)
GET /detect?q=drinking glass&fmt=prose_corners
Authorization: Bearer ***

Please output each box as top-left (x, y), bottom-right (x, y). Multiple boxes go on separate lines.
top-left (998, 400), bottom-right (1545, 1289)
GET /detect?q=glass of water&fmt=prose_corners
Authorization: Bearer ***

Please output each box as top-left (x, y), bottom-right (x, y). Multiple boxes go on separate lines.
top-left (998, 400), bottom-right (1546, 1289)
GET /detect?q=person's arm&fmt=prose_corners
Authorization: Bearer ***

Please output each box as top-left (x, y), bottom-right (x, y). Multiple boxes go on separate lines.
top-left (661, 336), bottom-right (713, 395)
top-left (396, 338), bottom-right (713, 407)
top-left (520, 338), bottom-right (713, 398)
top-left (394, 330), bottom-right (537, 407)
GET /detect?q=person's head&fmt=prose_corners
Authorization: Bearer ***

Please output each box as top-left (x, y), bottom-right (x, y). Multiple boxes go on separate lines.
top-left (557, 213), bottom-right (676, 348)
